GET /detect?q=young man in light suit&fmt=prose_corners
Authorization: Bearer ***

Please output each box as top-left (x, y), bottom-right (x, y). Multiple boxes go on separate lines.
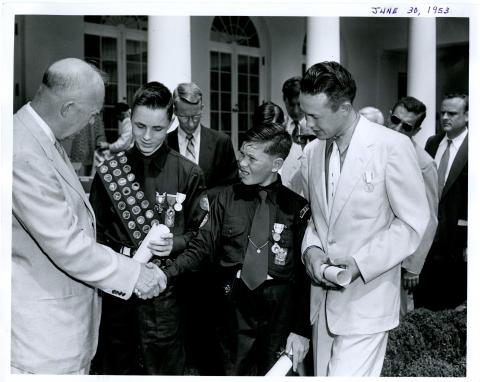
top-left (299, 62), bottom-right (430, 376)
top-left (11, 58), bottom-right (167, 374)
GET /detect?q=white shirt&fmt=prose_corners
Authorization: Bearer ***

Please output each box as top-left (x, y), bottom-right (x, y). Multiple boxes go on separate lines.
top-left (177, 125), bottom-right (201, 165)
top-left (25, 102), bottom-right (55, 144)
top-left (434, 128), bottom-right (468, 184)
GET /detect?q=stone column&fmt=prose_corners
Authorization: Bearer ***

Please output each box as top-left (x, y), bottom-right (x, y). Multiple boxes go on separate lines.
top-left (306, 17), bottom-right (340, 67)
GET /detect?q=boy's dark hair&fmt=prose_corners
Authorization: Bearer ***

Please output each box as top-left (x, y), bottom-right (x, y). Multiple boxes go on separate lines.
top-left (252, 101), bottom-right (285, 126)
top-left (132, 81), bottom-right (174, 120)
top-left (300, 61), bottom-right (357, 111)
top-left (114, 102), bottom-right (130, 114)
top-left (243, 122), bottom-right (292, 160)
top-left (282, 76), bottom-right (302, 99)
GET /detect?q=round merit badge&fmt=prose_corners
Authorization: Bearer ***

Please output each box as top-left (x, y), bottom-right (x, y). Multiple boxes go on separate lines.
top-left (118, 201), bottom-right (126, 210)
top-left (118, 178), bottom-right (127, 186)
top-left (145, 210), bottom-right (154, 219)
top-left (109, 160), bottom-right (118, 168)
top-left (127, 173), bottom-right (135, 182)
top-left (119, 155), bottom-right (127, 164)
top-left (127, 196), bottom-right (136, 205)
top-left (113, 192), bottom-right (121, 201)
top-left (122, 211), bottom-right (131, 219)
top-left (132, 182), bottom-right (140, 191)
top-left (137, 216), bottom-right (145, 225)
top-left (128, 221), bottom-right (136, 230)
top-left (174, 203), bottom-right (182, 212)
top-left (141, 200), bottom-right (149, 209)
top-left (151, 219), bottom-right (159, 226)
top-left (100, 165), bottom-right (108, 174)
top-left (113, 169), bottom-right (122, 177)
top-left (104, 174), bottom-right (112, 182)
top-left (132, 206), bottom-right (141, 215)
top-left (123, 165), bottom-right (131, 173)
top-left (136, 191), bottom-right (144, 200)
top-left (142, 225), bottom-right (150, 233)
top-left (108, 182), bottom-right (117, 191)
top-left (133, 231), bottom-right (141, 239)
top-left (122, 187), bottom-right (131, 196)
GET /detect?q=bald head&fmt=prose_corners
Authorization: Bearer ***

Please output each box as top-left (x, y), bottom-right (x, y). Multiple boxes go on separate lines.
top-left (359, 106), bottom-right (385, 125)
top-left (32, 58), bottom-right (106, 140)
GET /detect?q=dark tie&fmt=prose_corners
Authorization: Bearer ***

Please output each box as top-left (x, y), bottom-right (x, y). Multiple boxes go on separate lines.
top-left (186, 133), bottom-right (196, 162)
top-left (292, 121), bottom-right (300, 144)
top-left (241, 190), bottom-right (269, 290)
top-left (54, 140), bottom-right (68, 162)
top-left (437, 139), bottom-right (452, 196)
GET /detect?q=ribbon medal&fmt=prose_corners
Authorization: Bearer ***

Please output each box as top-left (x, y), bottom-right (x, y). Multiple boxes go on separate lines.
top-left (272, 223), bottom-right (285, 243)
top-left (274, 248), bottom-right (288, 266)
top-left (364, 170), bottom-right (374, 192)
top-left (174, 192), bottom-right (186, 212)
top-left (164, 194), bottom-right (177, 227)
top-left (155, 192), bottom-right (166, 213)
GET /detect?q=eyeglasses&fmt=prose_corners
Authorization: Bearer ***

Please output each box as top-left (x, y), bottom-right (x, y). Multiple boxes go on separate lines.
top-left (390, 114), bottom-right (416, 133)
top-left (176, 113), bottom-right (202, 123)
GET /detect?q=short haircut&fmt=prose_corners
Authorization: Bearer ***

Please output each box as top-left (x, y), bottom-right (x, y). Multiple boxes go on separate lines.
top-left (282, 76), bottom-right (302, 99)
top-left (392, 96), bottom-right (427, 127)
top-left (41, 61), bottom-right (107, 96)
top-left (300, 61), bottom-right (357, 111)
top-left (359, 106), bottom-right (385, 125)
top-left (173, 82), bottom-right (203, 105)
top-left (115, 102), bottom-right (130, 114)
top-left (132, 81), bottom-right (174, 120)
top-left (443, 93), bottom-right (468, 112)
top-left (252, 101), bottom-right (285, 126)
top-left (243, 122), bottom-right (292, 160)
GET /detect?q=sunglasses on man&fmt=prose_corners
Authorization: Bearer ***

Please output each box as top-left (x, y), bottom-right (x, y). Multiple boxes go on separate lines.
top-left (390, 114), bottom-right (418, 133)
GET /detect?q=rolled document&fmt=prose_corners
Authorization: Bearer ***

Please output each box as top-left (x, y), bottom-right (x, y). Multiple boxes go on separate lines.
top-left (320, 264), bottom-right (352, 287)
top-left (265, 354), bottom-right (292, 376)
top-left (133, 223), bottom-right (170, 263)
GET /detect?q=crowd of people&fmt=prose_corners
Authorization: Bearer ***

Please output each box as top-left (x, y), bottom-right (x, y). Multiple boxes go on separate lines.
top-left (11, 57), bottom-right (468, 376)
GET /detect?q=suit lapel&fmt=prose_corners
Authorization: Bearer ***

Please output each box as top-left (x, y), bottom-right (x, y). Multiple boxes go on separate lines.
top-left (17, 107), bottom-right (95, 219)
top-left (199, 125), bottom-right (214, 171)
top-left (441, 133), bottom-right (468, 199)
top-left (329, 118), bottom-right (374, 227)
top-left (310, 140), bottom-right (329, 225)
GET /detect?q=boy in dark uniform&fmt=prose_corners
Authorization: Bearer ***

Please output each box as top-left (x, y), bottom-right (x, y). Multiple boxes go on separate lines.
top-left (163, 122), bottom-right (311, 375)
top-left (89, 82), bottom-right (208, 375)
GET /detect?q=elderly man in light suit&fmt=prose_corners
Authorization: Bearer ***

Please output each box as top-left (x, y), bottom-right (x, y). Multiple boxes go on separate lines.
top-left (299, 62), bottom-right (429, 376)
top-left (12, 58), bottom-right (168, 374)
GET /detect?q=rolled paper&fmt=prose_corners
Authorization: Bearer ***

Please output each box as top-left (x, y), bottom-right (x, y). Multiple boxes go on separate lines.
top-left (320, 264), bottom-right (352, 287)
top-left (133, 223), bottom-right (170, 263)
top-left (265, 354), bottom-right (292, 376)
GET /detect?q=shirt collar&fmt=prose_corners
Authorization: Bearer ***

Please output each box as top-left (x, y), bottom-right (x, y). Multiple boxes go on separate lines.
top-left (442, 127), bottom-right (468, 151)
top-left (25, 102), bottom-right (56, 144)
top-left (177, 125), bottom-right (201, 141)
top-left (238, 175), bottom-right (283, 201)
top-left (129, 143), bottom-right (170, 171)
top-left (326, 112), bottom-right (360, 155)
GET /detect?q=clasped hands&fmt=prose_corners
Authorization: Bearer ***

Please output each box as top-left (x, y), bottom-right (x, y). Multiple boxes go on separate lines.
top-left (133, 231), bottom-right (174, 299)
top-left (304, 246), bottom-right (360, 289)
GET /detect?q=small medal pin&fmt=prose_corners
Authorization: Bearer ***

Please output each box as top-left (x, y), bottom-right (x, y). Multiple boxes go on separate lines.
top-left (364, 170), bottom-right (374, 192)
top-left (274, 248), bottom-right (287, 265)
top-left (174, 192), bottom-right (186, 212)
top-left (272, 223), bottom-right (285, 242)
top-left (271, 242), bottom-right (281, 254)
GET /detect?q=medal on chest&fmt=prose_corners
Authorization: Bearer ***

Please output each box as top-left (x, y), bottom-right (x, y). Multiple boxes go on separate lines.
top-left (271, 223), bottom-right (287, 265)
top-left (155, 191), bottom-right (186, 228)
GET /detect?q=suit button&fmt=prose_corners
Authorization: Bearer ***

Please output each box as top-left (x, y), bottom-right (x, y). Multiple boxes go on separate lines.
top-left (328, 239), bottom-right (336, 245)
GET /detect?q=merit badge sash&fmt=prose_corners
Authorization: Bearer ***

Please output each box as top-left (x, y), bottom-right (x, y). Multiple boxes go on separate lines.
top-left (96, 151), bottom-right (160, 249)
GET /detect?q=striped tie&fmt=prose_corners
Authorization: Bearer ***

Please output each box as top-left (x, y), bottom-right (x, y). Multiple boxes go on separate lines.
top-left (186, 133), bottom-right (196, 162)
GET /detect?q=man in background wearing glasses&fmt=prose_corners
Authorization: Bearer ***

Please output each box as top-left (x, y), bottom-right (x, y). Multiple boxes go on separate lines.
top-left (167, 82), bottom-right (239, 375)
top-left (387, 96), bottom-right (439, 318)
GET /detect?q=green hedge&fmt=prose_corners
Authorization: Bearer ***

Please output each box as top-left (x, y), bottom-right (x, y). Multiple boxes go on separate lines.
top-left (382, 308), bottom-right (466, 377)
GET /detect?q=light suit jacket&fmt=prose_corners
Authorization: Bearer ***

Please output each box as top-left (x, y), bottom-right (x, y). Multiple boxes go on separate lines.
top-left (401, 141), bottom-right (439, 274)
top-left (11, 105), bottom-right (141, 373)
top-left (301, 116), bottom-right (429, 335)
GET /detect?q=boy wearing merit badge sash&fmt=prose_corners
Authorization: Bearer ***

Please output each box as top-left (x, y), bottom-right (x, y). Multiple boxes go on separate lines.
top-left (162, 122), bottom-right (311, 376)
top-left (89, 82), bottom-right (208, 375)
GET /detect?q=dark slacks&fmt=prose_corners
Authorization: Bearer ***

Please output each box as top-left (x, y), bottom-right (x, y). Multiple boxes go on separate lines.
top-left (93, 284), bottom-right (185, 375)
top-left (222, 278), bottom-right (294, 376)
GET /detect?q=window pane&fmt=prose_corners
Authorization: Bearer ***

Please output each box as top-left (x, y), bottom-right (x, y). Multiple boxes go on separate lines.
top-left (238, 55), bottom-right (248, 74)
top-left (105, 84), bottom-right (118, 105)
top-left (210, 91), bottom-right (219, 111)
top-left (142, 63), bottom-right (147, 84)
top-left (210, 51), bottom-right (219, 71)
top-left (238, 74), bottom-right (248, 93)
top-left (220, 93), bottom-right (231, 112)
top-left (238, 94), bottom-right (248, 112)
top-left (238, 112), bottom-right (248, 132)
top-left (84, 34), bottom-right (100, 58)
top-left (126, 40), bottom-right (141, 61)
top-left (103, 60), bottom-right (117, 82)
top-left (221, 72), bottom-right (231, 92)
top-left (127, 85), bottom-right (139, 105)
top-left (102, 37), bottom-right (117, 61)
top-left (221, 112), bottom-right (231, 134)
top-left (249, 75), bottom-right (259, 94)
top-left (221, 53), bottom-right (231, 72)
top-left (210, 71), bottom-right (219, 91)
top-left (249, 56), bottom-right (259, 75)
top-left (127, 62), bottom-right (141, 84)
top-left (211, 111), bottom-right (219, 131)
top-left (249, 95), bottom-right (259, 113)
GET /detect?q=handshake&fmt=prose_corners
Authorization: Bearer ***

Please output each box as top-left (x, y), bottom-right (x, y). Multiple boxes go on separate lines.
top-left (132, 223), bottom-right (173, 299)
top-left (133, 262), bottom-right (168, 300)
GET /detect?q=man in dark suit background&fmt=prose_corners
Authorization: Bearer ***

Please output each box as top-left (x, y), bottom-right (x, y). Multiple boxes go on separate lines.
top-left (167, 82), bottom-right (238, 375)
top-left (167, 82), bottom-right (238, 202)
top-left (414, 93), bottom-right (468, 311)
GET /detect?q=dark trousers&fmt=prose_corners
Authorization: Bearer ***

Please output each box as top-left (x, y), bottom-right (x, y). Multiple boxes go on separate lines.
top-left (93, 284), bottom-right (185, 375)
top-left (222, 279), bottom-right (294, 376)
top-left (414, 255), bottom-right (467, 311)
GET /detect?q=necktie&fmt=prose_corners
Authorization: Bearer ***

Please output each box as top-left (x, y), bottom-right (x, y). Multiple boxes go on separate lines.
top-left (437, 139), bottom-right (452, 196)
top-left (327, 140), bottom-right (340, 214)
top-left (186, 134), bottom-right (196, 162)
top-left (242, 190), bottom-right (269, 290)
top-left (54, 140), bottom-right (68, 163)
top-left (292, 121), bottom-right (300, 144)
